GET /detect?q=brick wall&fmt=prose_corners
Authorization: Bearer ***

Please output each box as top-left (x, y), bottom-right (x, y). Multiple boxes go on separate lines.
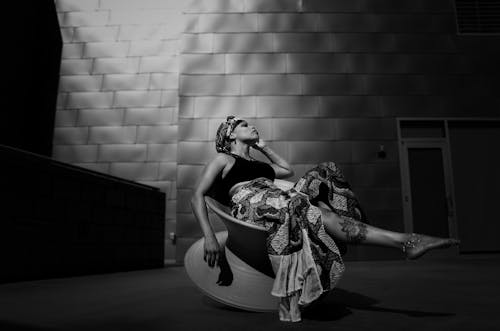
top-left (177, 0), bottom-right (500, 261)
top-left (50, 0), bottom-right (500, 263)
top-left (53, 0), bottom-right (183, 263)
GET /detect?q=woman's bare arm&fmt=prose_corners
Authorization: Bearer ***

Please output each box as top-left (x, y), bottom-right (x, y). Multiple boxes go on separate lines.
top-left (190, 153), bottom-right (227, 267)
top-left (254, 140), bottom-right (294, 179)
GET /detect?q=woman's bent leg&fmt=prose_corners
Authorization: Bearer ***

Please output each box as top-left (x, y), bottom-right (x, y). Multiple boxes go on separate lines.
top-left (294, 162), bottom-right (460, 259)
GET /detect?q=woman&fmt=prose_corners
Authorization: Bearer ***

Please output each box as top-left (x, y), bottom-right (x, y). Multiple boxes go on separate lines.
top-left (190, 115), bottom-right (460, 322)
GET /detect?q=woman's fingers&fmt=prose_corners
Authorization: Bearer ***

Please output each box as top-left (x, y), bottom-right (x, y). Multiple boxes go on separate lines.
top-left (203, 237), bottom-right (221, 268)
top-left (209, 251), bottom-right (215, 267)
top-left (204, 246), bottom-right (222, 268)
top-left (207, 251), bottom-right (212, 267)
top-left (205, 250), bottom-right (219, 268)
top-left (214, 252), bottom-right (219, 267)
top-left (212, 251), bottom-right (219, 267)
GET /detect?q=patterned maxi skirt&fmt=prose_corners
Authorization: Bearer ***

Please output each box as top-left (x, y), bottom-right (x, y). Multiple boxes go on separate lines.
top-left (229, 161), bottom-right (370, 322)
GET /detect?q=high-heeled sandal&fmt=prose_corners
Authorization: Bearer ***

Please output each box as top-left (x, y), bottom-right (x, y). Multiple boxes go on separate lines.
top-left (402, 233), bottom-right (460, 260)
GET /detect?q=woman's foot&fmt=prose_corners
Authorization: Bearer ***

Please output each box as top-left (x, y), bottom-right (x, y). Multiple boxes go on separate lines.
top-left (402, 233), bottom-right (461, 260)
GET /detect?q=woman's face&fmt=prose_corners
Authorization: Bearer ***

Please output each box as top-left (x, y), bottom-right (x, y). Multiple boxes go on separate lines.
top-left (231, 120), bottom-right (259, 143)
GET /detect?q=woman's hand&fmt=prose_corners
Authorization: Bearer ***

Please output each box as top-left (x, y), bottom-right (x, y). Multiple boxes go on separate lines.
top-left (203, 236), bottom-right (221, 268)
top-left (251, 138), bottom-right (267, 151)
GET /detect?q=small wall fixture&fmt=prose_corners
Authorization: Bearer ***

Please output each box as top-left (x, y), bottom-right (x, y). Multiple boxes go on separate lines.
top-left (169, 232), bottom-right (177, 244)
top-left (377, 144), bottom-right (386, 159)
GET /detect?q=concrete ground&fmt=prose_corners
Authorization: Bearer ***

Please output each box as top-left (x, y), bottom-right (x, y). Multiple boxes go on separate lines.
top-left (0, 254), bottom-right (499, 331)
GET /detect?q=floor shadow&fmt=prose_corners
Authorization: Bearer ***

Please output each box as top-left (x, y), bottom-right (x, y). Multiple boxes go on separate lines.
top-left (302, 288), bottom-right (456, 321)
top-left (202, 295), bottom-right (261, 314)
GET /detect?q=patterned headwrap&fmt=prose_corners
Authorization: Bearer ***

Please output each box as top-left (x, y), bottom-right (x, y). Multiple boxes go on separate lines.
top-left (215, 115), bottom-right (244, 154)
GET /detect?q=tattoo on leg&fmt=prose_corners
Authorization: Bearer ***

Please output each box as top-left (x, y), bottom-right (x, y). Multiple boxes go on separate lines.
top-left (339, 219), bottom-right (368, 244)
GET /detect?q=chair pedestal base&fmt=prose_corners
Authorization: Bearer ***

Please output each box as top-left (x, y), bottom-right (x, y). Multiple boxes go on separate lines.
top-left (184, 231), bottom-right (279, 312)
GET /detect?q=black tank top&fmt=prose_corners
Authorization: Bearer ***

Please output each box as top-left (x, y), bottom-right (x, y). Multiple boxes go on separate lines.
top-left (213, 153), bottom-right (275, 206)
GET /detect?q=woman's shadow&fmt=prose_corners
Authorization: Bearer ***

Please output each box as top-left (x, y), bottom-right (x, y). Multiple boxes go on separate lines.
top-left (300, 288), bottom-right (456, 321)
top-left (212, 255), bottom-right (455, 322)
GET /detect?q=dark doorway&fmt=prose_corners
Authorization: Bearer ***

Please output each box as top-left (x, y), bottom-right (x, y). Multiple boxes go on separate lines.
top-left (408, 147), bottom-right (450, 238)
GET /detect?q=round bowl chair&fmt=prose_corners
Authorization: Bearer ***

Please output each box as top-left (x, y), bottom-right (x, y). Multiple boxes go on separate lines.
top-left (184, 179), bottom-right (296, 312)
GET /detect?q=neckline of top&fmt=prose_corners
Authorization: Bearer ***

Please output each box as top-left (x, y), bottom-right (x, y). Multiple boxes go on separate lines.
top-left (230, 152), bottom-right (256, 162)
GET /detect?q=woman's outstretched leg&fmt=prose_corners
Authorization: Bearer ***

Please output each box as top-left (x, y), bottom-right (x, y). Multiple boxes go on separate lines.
top-left (317, 202), bottom-right (403, 248)
top-left (316, 203), bottom-right (460, 259)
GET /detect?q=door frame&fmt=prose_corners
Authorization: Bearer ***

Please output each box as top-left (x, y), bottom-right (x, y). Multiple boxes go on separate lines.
top-left (396, 117), bottom-right (500, 254)
top-left (397, 117), bottom-right (500, 237)
top-left (398, 139), bottom-right (459, 239)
